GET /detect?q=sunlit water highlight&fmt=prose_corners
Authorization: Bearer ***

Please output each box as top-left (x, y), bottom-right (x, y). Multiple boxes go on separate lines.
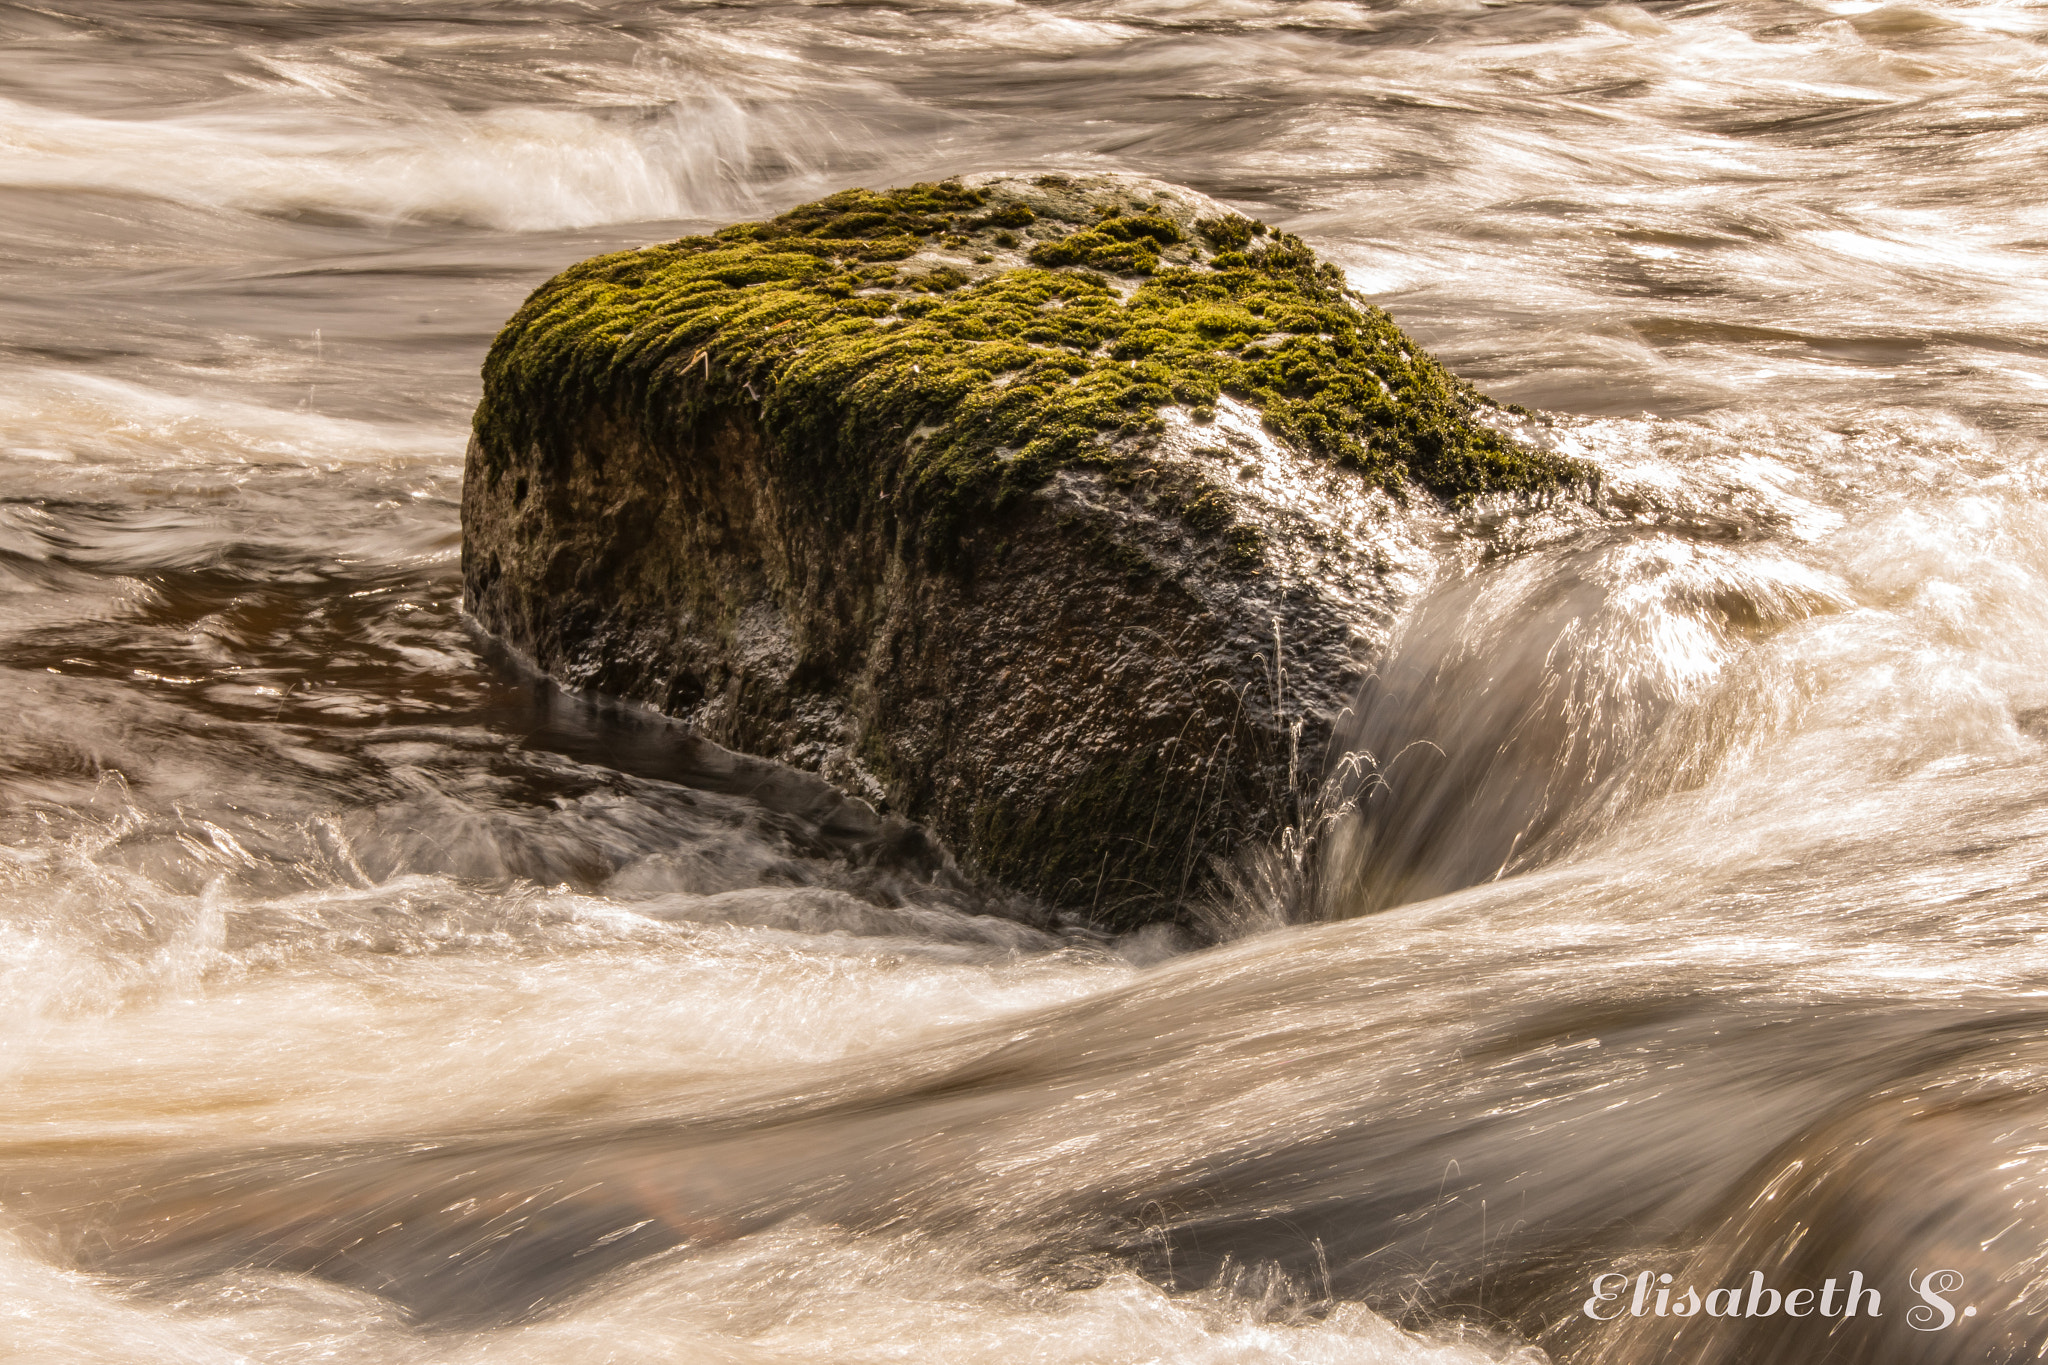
top-left (2, 0), bottom-right (2046, 1360)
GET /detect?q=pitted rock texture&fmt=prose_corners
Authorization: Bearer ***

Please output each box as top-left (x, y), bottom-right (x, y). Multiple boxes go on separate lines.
top-left (462, 171), bottom-right (1586, 925)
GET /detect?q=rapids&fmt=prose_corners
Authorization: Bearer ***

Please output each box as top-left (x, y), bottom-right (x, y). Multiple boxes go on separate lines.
top-left (2, 1), bottom-right (2046, 1361)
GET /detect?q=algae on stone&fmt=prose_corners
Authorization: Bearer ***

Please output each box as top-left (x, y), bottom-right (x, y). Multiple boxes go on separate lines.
top-left (475, 174), bottom-right (1582, 555)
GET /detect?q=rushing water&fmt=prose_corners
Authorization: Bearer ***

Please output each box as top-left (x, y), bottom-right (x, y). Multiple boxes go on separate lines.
top-left (4, 1), bottom-right (2048, 1361)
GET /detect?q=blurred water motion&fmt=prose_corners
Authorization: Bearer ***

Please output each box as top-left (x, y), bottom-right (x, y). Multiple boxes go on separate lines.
top-left (2, 0), bottom-right (2046, 1360)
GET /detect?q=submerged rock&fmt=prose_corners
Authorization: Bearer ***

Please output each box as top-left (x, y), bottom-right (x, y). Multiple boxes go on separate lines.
top-left (462, 171), bottom-right (1585, 926)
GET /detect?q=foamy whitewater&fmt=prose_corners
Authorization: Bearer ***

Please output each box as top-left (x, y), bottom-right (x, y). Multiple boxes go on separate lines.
top-left (2, 1), bottom-right (2046, 1361)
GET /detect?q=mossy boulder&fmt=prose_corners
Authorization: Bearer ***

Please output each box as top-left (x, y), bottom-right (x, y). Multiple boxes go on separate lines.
top-left (462, 172), bottom-right (1586, 926)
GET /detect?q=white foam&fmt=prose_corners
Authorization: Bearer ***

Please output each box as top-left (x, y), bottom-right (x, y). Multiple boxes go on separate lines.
top-left (0, 1220), bottom-right (1546, 1365)
top-left (0, 368), bottom-right (452, 470)
top-left (0, 93), bottom-right (820, 230)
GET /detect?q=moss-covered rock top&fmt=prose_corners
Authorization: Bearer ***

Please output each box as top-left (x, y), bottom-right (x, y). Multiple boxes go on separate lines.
top-left (475, 172), bottom-right (1585, 543)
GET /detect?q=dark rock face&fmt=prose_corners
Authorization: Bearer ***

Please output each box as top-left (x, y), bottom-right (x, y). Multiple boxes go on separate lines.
top-left (463, 172), bottom-right (1584, 925)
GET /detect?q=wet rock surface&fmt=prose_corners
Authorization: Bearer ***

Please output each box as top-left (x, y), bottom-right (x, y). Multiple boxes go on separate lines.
top-left (462, 172), bottom-right (1584, 926)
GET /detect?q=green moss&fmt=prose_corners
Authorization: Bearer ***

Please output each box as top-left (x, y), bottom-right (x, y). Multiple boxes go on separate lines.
top-left (974, 204), bottom-right (1036, 230)
top-left (725, 179), bottom-right (990, 241)
top-left (1180, 484), bottom-right (1234, 534)
top-left (1224, 524), bottom-right (1266, 574)
top-left (1196, 213), bottom-right (1267, 252)
top-left (475, 179), bottom-right (1586, 553)
top-left (1026, 210), bottom-right (1186, 275)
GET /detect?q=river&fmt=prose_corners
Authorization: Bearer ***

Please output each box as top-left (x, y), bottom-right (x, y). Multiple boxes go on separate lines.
top-left (2, 1), bottom-right (2046, 1361)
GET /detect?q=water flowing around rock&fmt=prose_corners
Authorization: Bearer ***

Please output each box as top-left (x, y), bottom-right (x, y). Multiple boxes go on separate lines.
top-left (2, 1), bottom-right (2046, 1362)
